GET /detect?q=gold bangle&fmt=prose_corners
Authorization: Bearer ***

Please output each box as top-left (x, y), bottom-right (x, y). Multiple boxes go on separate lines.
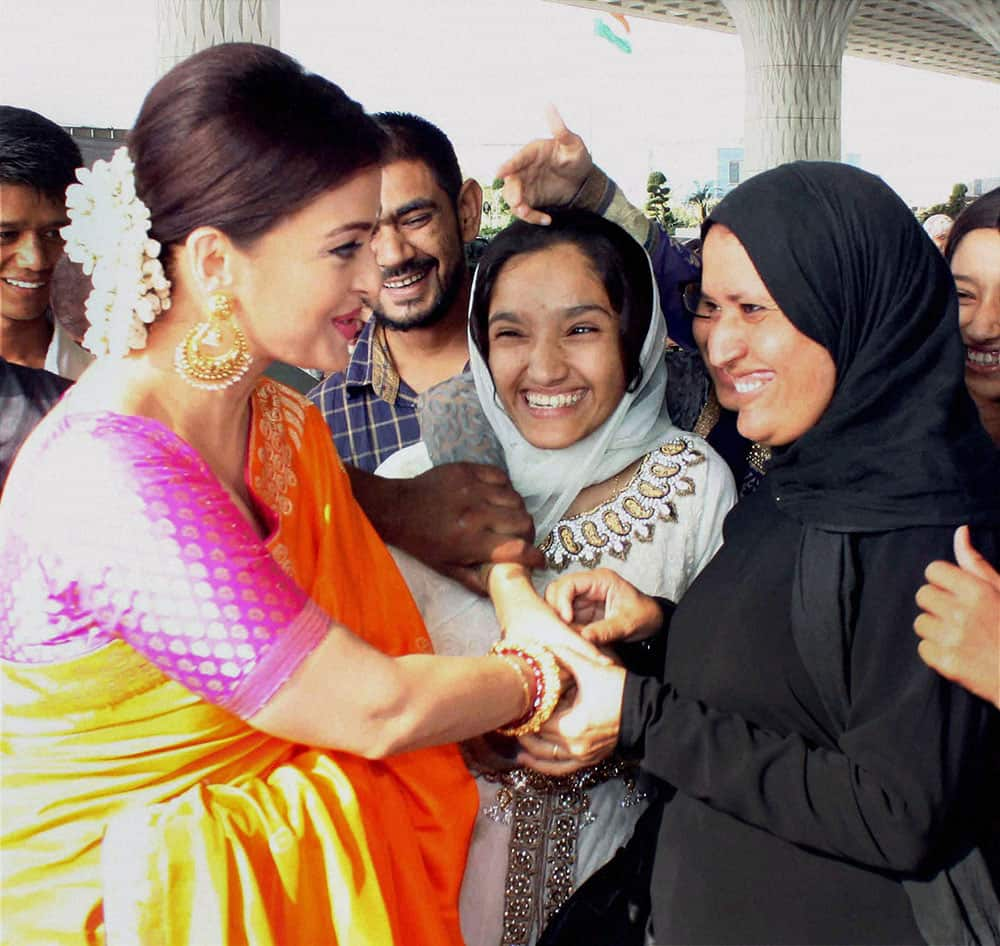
top-left (490, 639), bottom-right (561, 737)
top-left (493, 653), bottom-right (532, 722)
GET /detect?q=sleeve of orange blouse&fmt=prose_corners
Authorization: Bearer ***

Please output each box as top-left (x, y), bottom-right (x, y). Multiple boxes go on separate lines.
top-left (31, 413), bottom-right (331, 718)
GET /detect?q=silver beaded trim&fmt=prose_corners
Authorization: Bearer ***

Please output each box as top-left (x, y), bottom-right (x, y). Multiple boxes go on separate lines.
top-left (539, 440), bottom-right (703, 572)
top-left (476, 760), bottom-right (647, 945)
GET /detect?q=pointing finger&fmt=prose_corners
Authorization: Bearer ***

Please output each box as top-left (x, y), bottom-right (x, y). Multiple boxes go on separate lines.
top-left (545, 103), bottom-right (570, 140)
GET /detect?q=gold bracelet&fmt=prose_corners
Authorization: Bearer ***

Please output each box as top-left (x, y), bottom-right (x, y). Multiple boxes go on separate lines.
top-left (490, 639), bottom-right (562, 737)
top-left (493, 652), bottom-right (532, 722)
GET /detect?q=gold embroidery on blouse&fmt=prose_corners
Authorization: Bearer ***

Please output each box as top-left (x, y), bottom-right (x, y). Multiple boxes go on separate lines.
top-left (371, 323), bottom-right (401, 405)
top-left (539, 440), bottom-right (704, 571)
top-left (253, 381), bottom-right (309, 576)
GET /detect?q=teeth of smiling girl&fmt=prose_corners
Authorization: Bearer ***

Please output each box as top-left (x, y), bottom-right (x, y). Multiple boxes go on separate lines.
top-left (734, 378), bottom-right (766, 394)
top-left (525, 391), bottom-right (585, 408)
top-left (4, 278), bottom-right (46, 289)
top-left (967, 348), bottom-right (1000, 367)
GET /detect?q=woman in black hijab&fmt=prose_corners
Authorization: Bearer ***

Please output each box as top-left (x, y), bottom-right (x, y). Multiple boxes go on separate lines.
top-left (526, 162), bottom-right (1000, 945)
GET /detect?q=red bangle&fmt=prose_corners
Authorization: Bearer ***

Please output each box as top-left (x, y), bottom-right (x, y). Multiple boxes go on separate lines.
top-left (490, 640), bottom-right (561, 737)
top-left (496, 648), bottom-right (543, 730)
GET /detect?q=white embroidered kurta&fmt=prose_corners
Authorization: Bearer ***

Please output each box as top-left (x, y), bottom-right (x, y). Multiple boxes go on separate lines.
top-left (383, 436), bottom-right (735, 946)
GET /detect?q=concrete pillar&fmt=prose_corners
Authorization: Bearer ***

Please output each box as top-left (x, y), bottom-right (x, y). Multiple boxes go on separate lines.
top-left (722, 0), bottom-right (861, 178)
top-left (155, 0), bottom-right (279, 77)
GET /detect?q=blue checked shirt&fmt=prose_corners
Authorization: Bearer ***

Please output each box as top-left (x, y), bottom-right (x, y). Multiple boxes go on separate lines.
top-left (309, 319), bottom-right (467, 472)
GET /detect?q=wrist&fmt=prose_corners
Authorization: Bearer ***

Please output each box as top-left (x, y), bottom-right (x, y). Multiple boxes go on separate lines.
top-left (479, 561), bottom-right (497, 591)
top-left (487, 561), bottom-right (530, 585)
top-left (486, 562), bottom-right (537, 623)
top-left (492, 651), bottom-right (536, 722)
top-left (490, 640), bottom-right (561, 737)
top-left (568, 163), bottom-right (607, 211)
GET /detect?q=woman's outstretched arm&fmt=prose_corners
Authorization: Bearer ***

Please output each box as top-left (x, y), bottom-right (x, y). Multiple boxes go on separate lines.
top-left (11, 415), bottom-right (554, 760)
top-left (250, 628), bottom-right (534, 757)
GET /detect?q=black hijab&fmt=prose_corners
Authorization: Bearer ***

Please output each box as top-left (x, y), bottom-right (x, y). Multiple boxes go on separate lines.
top-left (707, 161), bottom-right (999, 532)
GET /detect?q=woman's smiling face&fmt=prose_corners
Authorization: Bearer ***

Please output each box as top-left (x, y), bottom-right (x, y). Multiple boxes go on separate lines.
top-left (486, 242), bottom-right (627, 450)
top-left (229, 168), bottom-right (381, 374)
top-left (694, 224), bottom-right (837, 447)
top-left (950, 227), bottom-right (1000, 411)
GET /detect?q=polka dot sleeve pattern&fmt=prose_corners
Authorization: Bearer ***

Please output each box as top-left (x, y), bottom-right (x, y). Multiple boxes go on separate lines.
top-left (0, 411), bottom-right (331, 718)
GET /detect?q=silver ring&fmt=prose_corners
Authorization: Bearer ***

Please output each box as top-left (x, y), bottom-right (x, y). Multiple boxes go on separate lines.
top-left (551, 743), bottom-right (559, 761)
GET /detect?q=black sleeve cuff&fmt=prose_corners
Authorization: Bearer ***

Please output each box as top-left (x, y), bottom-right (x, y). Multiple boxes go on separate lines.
top-left (651, 596), bottom-right (676, 631)
top-left (617, 671), bottom-right (658, 760)
top-left (611, 596), bottom-right (674, 678)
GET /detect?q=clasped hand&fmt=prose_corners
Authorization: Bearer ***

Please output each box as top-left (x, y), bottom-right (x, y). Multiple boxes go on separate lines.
top-left (513, 568), bottom-right (662, 775)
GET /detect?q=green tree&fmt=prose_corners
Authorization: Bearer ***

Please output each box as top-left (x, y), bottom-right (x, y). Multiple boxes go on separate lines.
top-left (644, 171), bottom-right (677, 233)
top-left (687, 180), bottom-right (718, 223)
top-left (670, 204), bottom-right (700, 228)
top-left (479, 177), bottom-right (514, 238)
top-left (946, 182), bottom-right (969, 217)
top-left (920, 182), bottom-right (969, 222)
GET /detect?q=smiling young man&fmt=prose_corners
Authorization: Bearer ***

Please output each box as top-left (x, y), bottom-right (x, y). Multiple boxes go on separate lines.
top-left (0, 107), bottom-right (91, 380)
top-left (1, 107), bottom-right (85, 492)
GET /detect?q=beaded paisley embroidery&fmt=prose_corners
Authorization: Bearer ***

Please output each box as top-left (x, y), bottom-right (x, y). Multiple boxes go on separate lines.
top-left (540, 439), bottom-right (704, 571)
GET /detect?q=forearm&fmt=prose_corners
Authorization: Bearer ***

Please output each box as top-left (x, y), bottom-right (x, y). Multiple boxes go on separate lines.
top-left (570, 165), bottom-right (656, 251)
top-left (369, 652), bottom-right (532, 756)
top-left (620, 671), bottom-right (990, 872)
top-left (252, 624), bottom-right (529, 758)
top-left (346, 463), bottom-right (541, 589)
top-left (485, 561), bottom-right (544, 629)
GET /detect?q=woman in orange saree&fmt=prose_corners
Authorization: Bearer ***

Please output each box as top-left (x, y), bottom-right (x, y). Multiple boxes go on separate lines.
top-left (0, 44), bottom-right (588, 946)
top-left (2, 380), bottom-right (477, 946)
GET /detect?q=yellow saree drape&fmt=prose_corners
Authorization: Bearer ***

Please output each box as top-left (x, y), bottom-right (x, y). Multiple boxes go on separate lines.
top-left (0, 380), bottom-right (477, 946)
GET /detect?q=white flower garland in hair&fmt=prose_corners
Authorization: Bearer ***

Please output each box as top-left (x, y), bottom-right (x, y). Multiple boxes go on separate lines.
top-left (61, 146), bottom-right (171, 357)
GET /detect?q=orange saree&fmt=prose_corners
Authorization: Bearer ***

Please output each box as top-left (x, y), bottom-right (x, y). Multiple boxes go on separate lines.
top-left (247, 380), bottom-right (478, 945)
top-left (0, 379), bottom-right (476, 945)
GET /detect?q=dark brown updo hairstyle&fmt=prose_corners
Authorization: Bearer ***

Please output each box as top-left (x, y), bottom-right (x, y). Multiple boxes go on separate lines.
top-left (128, 43), bottom-right (385, 273)
top-left (470, 209), bottom-right (654, 392)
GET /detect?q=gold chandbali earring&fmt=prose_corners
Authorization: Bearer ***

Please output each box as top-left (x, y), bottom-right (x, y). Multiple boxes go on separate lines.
top-left (174, 292), bottom-right (252, 390)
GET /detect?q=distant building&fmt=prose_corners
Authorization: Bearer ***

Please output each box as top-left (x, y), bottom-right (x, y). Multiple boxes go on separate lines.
top-left (714, 146), bottom-right (862, 194)
top-left (715, 147), bottom-right (744, 196)
top-left (971, 177), bottom-right (1000, 197)
top-left (62, 127), bottom-right (129, 167)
